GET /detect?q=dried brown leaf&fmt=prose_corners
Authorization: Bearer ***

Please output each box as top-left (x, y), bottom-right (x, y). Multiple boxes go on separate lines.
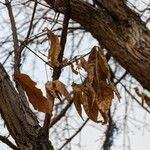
top-left (14, 73), bottom-right (52, 114)
top-left (97, 48), bottom-right (110, 81)
top-left (96, 81), bottom-right (114, 123)
top-left (53, 80), bottom-right (71, 102)
top-left (80, 84), bottom-right (100, 122)
top-left (135, 87), bottom-right (150, 107)
top-left (47, 30), bottom-right (61, 67)
top-left (89, 101), bottom-right (99, 122)
top-left (72, 83), bottom-right (83, 118)
top-left (85, 83), bottom-right (96, 103)
top-left (82, 92), bottom-right (100, 122)
top-left (144, 94), bottom-right (150, 107)
top-left (80, 57), bottom-right (95, 83)
top-left (45, 81), bottom-right (57, 97)
top-left (88, 46), bottom-right (97, 63)
top-left (45, 87), bottom-right (54, 115)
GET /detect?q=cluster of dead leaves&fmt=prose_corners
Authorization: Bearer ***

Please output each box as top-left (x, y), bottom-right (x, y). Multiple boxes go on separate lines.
top-left (14, 46), bottom-right (119, 124)
top-left (14, 29), bottom-right (119, 124)
top-left (71, 47), bottom-right (119, 124)
top-left (135, 87), bottom-right (150, 107)
top-left (14, 73), bottom-right (70, 115)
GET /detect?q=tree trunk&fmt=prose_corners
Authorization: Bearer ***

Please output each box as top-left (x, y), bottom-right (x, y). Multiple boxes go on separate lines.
top-left (45, 0), bottom-right (150, 91)
top-left (0, 63), bottom-right (54, 150)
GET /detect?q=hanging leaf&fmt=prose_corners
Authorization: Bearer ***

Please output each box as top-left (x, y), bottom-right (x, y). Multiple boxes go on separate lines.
top-left (72, 83), bottom-right (83, 118)
top-left (88, 100), bottom-right (100, 123)
top-left (46, 80), bottom-right (71, 102)
top-left (88, 46), bottom-right (97, 63)
top-left (45, 81), bottom-right (57, 97)
top-left (81, 90), bottom-right (100, 123)
top-left (72, 83), bottom-right (100, 122)
top-left (14, 73), bottom-right (52, 114)
top-left (135, 87), bottom-right (150, 107)
top-left (97, 48), bottom-right (110, 81)
top-left (53, 80), bottom-right (71, 101)
top-left (47, 30), bottom-right (61, 67)
top-left (145, 95), bottom-right (150, 107)
top-left (95, 81), bottom-right (114, 123)
top-left (80, 57), bottom-right (95, 83)
top-left (45, 87), bottom-right (54, 115)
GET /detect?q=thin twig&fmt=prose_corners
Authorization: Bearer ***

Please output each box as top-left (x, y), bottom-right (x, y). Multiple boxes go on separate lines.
top-left (50, 101), bottom-right (73, 128)
top-left (5, 0), bottom-right (29, 106)
top-left (26, 0), bottom-right (37, 40)
top-left (102, 110), bottom-right (118, 150)
top-left (121, 83), bottom-right (150, 114)
top-left (5, 0), bottom-right (19, 72)
top-left (114, 71), bottom-right (128, 86)
top-left (25, 45), bottom-right (52, 67)
top-left (58, 118), bottom-right (89, 150)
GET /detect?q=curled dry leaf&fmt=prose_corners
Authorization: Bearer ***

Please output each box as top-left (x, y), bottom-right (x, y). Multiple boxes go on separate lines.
top-left (14, 73), bottom-right (52, 114)
top-left (47, 30), bottom-right (61, 67)
top-left (46, 80), bottom-right (71, 102)
top-left (135, 87), bottom-right (150, 107)
top-left (45, 81), bottom-right (57, 97)
top-left (144, 95), bottom-right (150, 107)
top-left (80, 57), bottom-right (95, 83)
top-left (53, 80), bottom-right (71, 101)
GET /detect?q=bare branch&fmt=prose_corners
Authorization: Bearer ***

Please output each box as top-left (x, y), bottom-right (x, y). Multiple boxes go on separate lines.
top-left (26, 0), bottom-right (37, 40)
top-left (121, 83), bottom-right (150, 114)
top-left (0, 135), bottom-right (18, 150)
top-left (5, 0), bottom-right (19, 72)
top-left (58, 118), bottom-right (89, 150)
top-left (50, 101), bottom-right (73, 128)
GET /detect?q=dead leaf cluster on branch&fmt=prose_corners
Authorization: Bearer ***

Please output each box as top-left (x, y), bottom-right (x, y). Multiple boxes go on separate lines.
top-left (71, 47), bottom-right (119, 124)
top-left (14, 30), bottom-right (119, 125)
top-left (14, 73), bottom-right (71, 115)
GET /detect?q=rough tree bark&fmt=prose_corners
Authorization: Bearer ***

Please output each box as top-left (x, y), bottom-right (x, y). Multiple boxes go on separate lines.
top-left (45, 0), bottom-right (150, 91)
top-left (0, 63), bottom-right (54, 150)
